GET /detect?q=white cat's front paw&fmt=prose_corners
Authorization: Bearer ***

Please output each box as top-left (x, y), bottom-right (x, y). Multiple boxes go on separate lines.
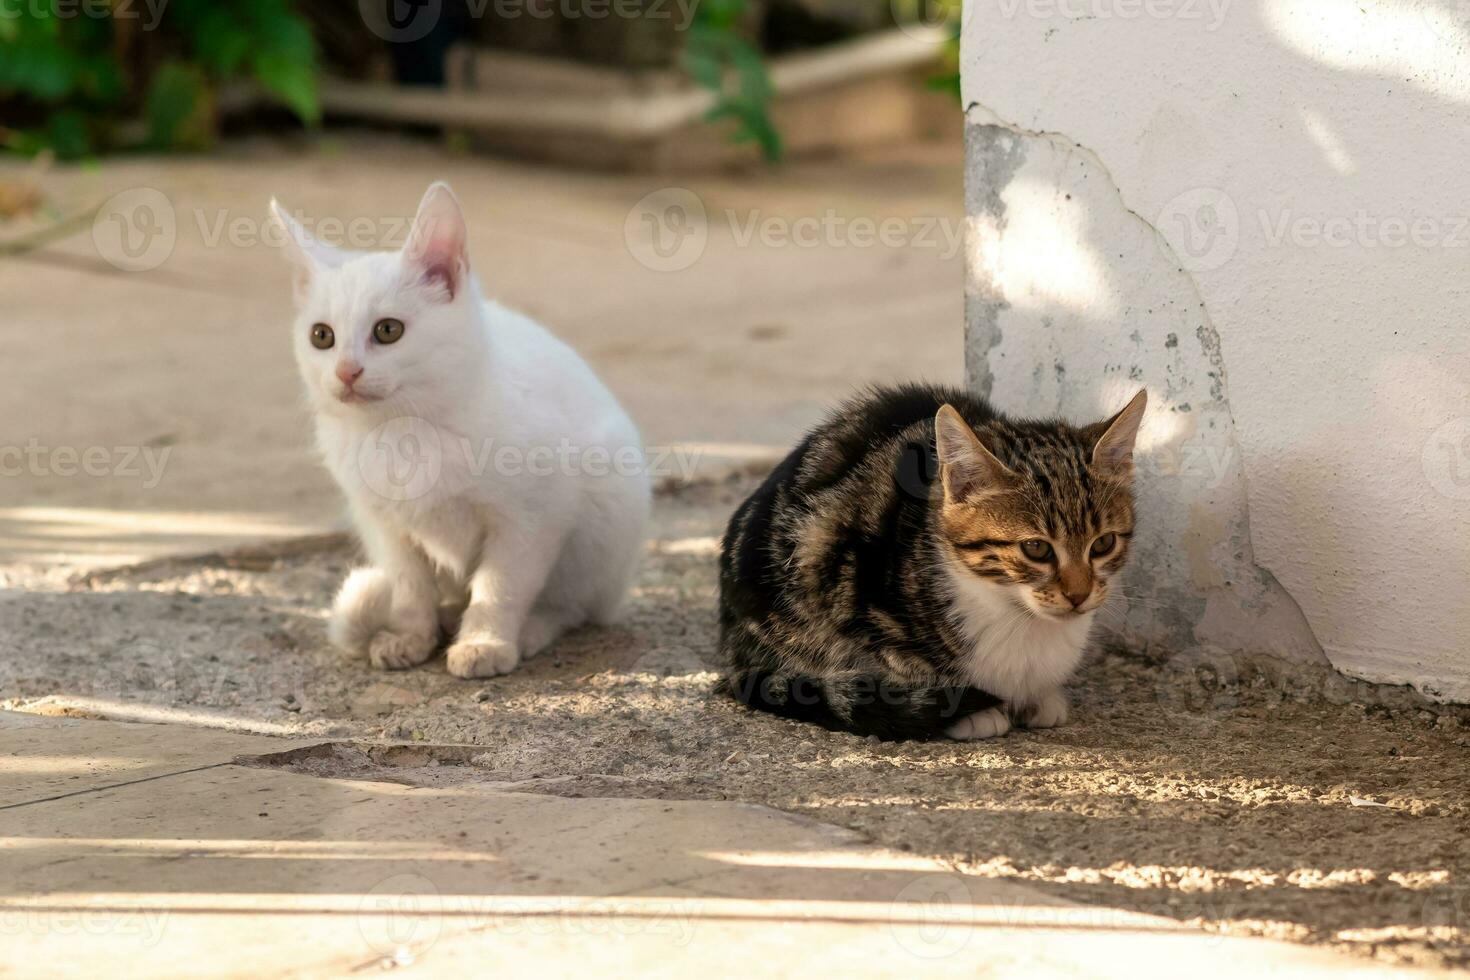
top-left (329, 568), bottom-right (392, 657)
top-left (945, 707), bottom-right (1012, 741)
top-left (1019, 689), bottom-right (1069, 729)
top-left (368, 630), bottom-right (437, 671)
top-left (447, 638), bottom-right (520, 678)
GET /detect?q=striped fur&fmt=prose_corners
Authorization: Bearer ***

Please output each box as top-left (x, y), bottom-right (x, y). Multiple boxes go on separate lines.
top-left (718, 383), bottom-right (1145, 741)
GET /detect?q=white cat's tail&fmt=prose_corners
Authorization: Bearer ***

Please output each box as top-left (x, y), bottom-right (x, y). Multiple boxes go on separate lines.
top-left (329, 568), bottom-right (392, 657)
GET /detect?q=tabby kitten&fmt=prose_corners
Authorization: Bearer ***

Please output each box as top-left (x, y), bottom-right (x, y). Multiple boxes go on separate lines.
top-left (719, 384), bottom-right (1146, 741)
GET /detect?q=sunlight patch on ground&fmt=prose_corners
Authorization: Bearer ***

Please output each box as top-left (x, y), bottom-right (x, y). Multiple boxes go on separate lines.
top-left (0, 506), bottom-right (327, 568)
top-left (655, 536), bottom-right (723, 556)
top-left (0, 755), bottom-right (156, 774)
top-left (0, 838), bottom-right (499, 862)
top-left (10, 697), bottom-right (303, 735)
top-left (694, 849), bottom-right (947, 873)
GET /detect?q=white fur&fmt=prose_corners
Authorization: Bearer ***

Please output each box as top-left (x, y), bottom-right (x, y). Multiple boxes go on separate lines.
top-left (945, 707), bottom-right (1011, 741)
top-left (328, 568), bottom-right (390, 652)
top-left (941, 557), bottom-right (1093, 738)
top-left (272, 184), bottom-right (650, 678)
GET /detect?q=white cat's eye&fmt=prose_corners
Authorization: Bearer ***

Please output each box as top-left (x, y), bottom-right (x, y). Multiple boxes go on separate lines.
top-left (310, 323), bottom-right (334, 350)
top-left (1020, 539), bottom-right (1054, 562)
top-left (1090, 533), bottom-right (1117, 558)
top-left (373, 318), bottom-right (405, 345)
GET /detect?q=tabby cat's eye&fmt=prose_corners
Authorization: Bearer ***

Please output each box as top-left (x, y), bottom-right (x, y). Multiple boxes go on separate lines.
top-left (1020, 539), bottom-right (1054, 562)
top-left (310, 323), bottom-right (335, 350)
top-left (1091, 532), bottom-right (1117, 558)
top-left (373, 318), bottom-right (405, 344)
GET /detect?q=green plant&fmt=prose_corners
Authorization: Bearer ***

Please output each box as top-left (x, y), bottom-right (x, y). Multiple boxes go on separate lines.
top-left (0, 0), bottom-right (320, 158)
top-left (926, 26), bottom-right (960, 104)
top-left (681, 0), bottom-right (782, 163)
top-left (889, 0), bottom-right (962, 104)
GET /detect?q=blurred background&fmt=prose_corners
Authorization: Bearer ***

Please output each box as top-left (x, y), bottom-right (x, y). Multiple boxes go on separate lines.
top-left (0, 0), bottom-right (964, 572)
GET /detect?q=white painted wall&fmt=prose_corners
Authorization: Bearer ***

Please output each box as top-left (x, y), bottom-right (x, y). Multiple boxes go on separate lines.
top-left (960, 0), bottom-right (1470, 700)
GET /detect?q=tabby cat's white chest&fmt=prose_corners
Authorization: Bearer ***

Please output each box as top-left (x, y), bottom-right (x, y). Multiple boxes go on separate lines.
top-left (944, 561), bottom-right (1092, 706)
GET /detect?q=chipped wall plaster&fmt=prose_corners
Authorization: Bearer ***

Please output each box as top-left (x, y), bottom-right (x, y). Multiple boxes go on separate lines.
top-left (959, 1), bottom-right (1470, 702)
top-left (963, 117), bottom-right (1326, 677)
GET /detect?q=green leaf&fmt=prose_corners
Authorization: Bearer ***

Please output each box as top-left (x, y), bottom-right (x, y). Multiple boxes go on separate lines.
top-left (78, 55), bottom-right (126, 104)
top-left (682, 0), bottom-right (782, 164)
top-left (682, 48), bottom-right (724, 90)
top-left (926, 71), bottom-right (961, 103)
top-left (145, 62), bottom-right (213, 150)
top-left (728, 41), bottom-right (766, 78)
top-left (748, 117), bottom-right (782, 161)
top-left (192, 10), bottom-right (251, 75)
top-left (701, 0), bottom-right (746, 29)
top-left (44, 109), bottom-right (94, 159)
top-left (251, 50), bottom-right (319, 124)
top-left (1, 38), bottom-right (80, 100)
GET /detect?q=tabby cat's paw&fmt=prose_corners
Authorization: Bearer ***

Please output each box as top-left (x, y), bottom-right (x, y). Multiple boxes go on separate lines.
top-left (945, 707), bottom-right (1012, 740)
top-left (367, 630), bottom-right (437, 671)
top-left (1019, 689), bottom-right (1069, 729)
top-left (446, 638), bottom-right (520, 678)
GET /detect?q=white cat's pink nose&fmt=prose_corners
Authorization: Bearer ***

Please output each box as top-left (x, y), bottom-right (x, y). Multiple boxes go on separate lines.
top-left (335, 361), bottom-right (364, 387)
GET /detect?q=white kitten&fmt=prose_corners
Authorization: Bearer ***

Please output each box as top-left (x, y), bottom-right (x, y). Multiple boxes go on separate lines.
top-left (270, 183), bottom-right (650, 678)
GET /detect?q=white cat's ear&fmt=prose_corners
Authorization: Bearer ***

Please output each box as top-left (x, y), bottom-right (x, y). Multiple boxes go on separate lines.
top-left (1089, 389), bottom-right (1148, 477)
top-left (269, 199), bottom-right (345, 300)
top-left (403, 182), bottom-right (469, 300)
top-left (935, 405), bottom-right (1015, 501)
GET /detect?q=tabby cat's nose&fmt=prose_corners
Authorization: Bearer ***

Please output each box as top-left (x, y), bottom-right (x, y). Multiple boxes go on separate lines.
top-left (1064, 589), bottom-right (1090, 609)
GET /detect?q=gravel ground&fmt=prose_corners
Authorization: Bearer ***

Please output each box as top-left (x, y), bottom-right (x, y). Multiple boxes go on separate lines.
top-left (3, 474), bottom-right (1468, 970)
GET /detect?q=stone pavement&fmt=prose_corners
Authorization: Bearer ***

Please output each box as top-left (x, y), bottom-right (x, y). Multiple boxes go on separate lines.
top-left (3, 474), bottom-right (1466, 974)
top-left (1, 713), bottom-right (1407, 979)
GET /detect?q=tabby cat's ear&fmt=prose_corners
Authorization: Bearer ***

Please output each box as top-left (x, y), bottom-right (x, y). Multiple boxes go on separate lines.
top-left (935, 405), bottom-right (1015, 501)
top-left (1089, 389), bottom-right (1148, 477)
